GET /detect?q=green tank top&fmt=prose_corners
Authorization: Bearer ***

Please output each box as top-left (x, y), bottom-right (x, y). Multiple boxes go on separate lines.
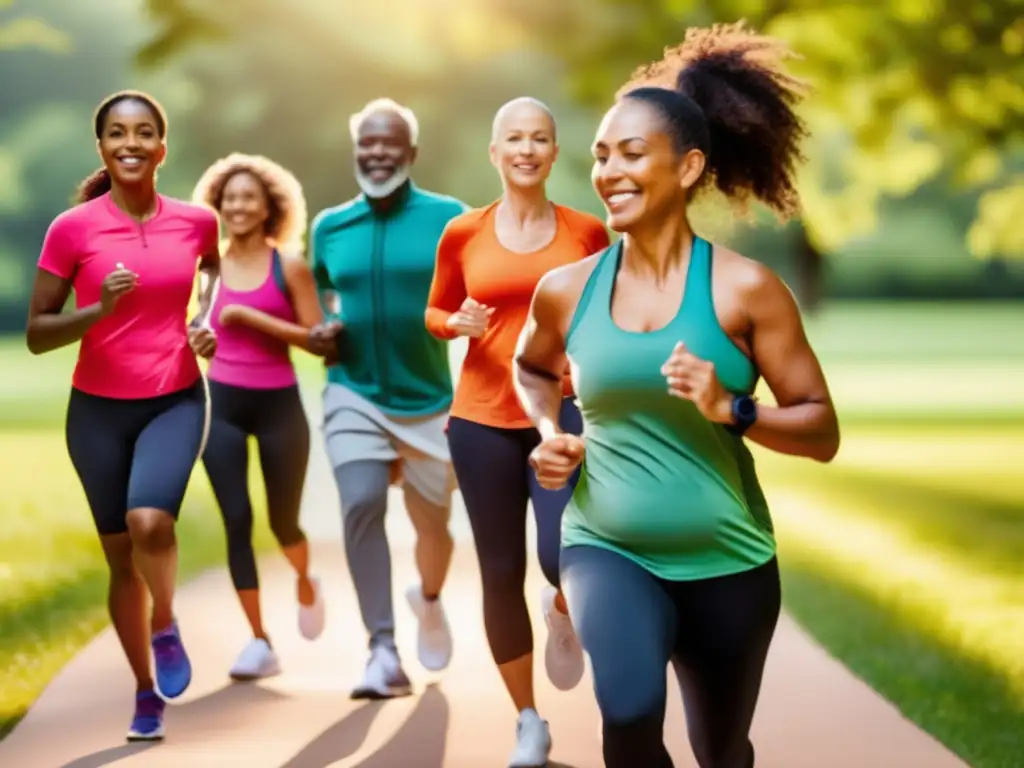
top-left (562, 237), bottom-right (776, 581)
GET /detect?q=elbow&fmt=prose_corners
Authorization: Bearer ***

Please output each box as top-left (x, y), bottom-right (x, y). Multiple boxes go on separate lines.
top-left (812, 421), bottom-right (841, 463)
top-left (812, 440), bottom-right (839, 463)
top-left (424, 311), bottom-right (452, 340)
top-left (25, 328), bottom-right (46, 356)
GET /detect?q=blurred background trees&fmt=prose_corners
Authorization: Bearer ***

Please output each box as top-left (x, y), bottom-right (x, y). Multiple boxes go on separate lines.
top-left (1, 0), bottom-right (1021, 326)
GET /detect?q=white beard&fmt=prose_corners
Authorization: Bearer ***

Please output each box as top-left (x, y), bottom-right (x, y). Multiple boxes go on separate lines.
top-left (355, 164), bottom-right (410, 199)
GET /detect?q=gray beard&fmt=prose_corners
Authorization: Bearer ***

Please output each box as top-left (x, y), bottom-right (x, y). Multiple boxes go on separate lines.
top-left (355, 164), bottom-right (410, 199)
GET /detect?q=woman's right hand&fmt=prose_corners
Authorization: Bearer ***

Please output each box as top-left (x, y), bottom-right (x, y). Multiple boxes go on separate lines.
top-left (445, 297), bottom-right (495, 338)
top-left (529, 434), bottom-right (585, 490)
top-left (99, 264), bottom-right (138, 317)
top-left (307, 320), bottom-right (343, 361)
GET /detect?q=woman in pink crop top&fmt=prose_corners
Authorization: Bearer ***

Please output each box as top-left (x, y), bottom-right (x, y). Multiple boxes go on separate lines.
top-left (191, 153), bottom-right (329, 681)
top-left (25, 90), bottom-right (220, 742)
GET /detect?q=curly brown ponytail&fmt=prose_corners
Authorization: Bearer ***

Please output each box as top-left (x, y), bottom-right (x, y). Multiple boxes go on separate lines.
top-left (619, 21), bottom-right (810, 220)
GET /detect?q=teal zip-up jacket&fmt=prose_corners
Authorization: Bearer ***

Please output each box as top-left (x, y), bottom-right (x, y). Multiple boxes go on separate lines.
top-left (310, 182), bottom-right (468, 417)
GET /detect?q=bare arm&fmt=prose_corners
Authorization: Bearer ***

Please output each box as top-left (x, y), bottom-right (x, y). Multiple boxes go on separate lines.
top-left (514, 265), bottom-right (584, 441)
top-left (743, 265), bottom-right (840, 462)
top-left (25, 270), bottom-right (105, 355)
top-left (228, 254), bottom-right (325, 351)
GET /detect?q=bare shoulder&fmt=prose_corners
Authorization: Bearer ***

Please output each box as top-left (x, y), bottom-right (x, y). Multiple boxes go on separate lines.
top-left (279, 248), bottom-right (314, 278)
top-left (533, 252), bottom-right (605, 332)
top-left (538, 252), bottom-right (602, 302)
top-left (712, 244), bottom-right (795, 306)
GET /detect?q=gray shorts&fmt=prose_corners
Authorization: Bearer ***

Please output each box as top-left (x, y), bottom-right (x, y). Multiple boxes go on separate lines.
top-left (322, 383), bottom-right (454, 508)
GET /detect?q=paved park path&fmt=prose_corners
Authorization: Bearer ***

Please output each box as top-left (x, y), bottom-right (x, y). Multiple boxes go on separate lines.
top-left (0, 390), bottom-right (971, 768)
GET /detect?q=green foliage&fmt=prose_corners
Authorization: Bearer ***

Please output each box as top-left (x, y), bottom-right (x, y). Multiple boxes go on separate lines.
top-left (485, 0), bottom-right (1024, 258)
top-left (0, 1), bottom-right (70, 53)
top-left (1, 0), bottom-right (1022, 325)
top-left (131, 0), bottom-right (609, 225)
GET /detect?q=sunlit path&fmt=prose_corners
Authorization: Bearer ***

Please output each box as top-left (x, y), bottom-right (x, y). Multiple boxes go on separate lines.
top-left (0, 390), bottom-right (970, 767)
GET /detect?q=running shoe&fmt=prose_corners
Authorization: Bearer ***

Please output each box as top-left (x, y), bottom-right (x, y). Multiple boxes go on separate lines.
top-left (351, 644), bottom-right (413, 700)
top-left (508, 708), bottom-right (552, 768)
top-left (541, 585), bottom-right (585, 691)
top-left (152, 621), bottom-right (192, 699)
top-left (229, 638), bottom-right (281, 681)
top-left (405, 584), bottom-right (453, 672)
top-left (126, 689), bottom-right (165, 742)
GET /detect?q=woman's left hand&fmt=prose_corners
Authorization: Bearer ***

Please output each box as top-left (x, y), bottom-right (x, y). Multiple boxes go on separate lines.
top-left (661, 342), bottom-right (733, 424)
top-left (218, 304), bottom-right (247, 327)
top-left (188, 326), bottom-right (217, 359)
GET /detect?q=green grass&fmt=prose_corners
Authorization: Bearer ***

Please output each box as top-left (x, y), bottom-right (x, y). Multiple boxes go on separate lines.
top-left (749, 301), bottom-right (1024, 768)
top-left (1, 302), bottom-right (1023, 763)
top-left (0, 339), bottom-right (276, 739)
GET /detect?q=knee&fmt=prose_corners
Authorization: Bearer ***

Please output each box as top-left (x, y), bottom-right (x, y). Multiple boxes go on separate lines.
top-left (340, 483), bottom-right (386, 534)
top-left (106, 551), bottom-right (140, 584)
top-left (222, 505), bottom-right (253, 541)
top-left (269, 514), bottom-right (304, 548)
top-left (593, 664), bottom-right (665, 726)
top-left (411, 498), bottom-right (453, 545)
top-left (126, 507), bottom-right (175, 551)
top-left (601, 710), bottom-right (670, 768)
top-left (480, 553), bottom-right (526, 593)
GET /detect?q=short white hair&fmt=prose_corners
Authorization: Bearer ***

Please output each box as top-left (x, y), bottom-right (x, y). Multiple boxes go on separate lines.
top-left (348, 98), bottom-right (419, 147)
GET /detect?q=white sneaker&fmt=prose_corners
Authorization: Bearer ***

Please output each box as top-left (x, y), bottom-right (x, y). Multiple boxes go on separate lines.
top-left (541, 585), bottom-right (584, 691)
top-left (350, 644), bottom-right (413, 700)
top-left (229, 638), bottom-right (281, 681)
top-left (298, 575), bottom-right (325, 640)
top-left (405, 584), bottom-right (453, 671)
top-left (508, 708), bottom-right (552, 768)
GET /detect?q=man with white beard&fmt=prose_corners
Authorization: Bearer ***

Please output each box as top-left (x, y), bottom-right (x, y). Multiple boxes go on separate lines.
top-left (308, 99), bottom-right (468, 699)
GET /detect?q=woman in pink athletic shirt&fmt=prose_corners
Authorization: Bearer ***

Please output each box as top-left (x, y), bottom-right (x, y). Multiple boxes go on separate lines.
top-left (25, 90), bottom-right (219, 742)
top-left (191, 153), bottom-right (328, 681)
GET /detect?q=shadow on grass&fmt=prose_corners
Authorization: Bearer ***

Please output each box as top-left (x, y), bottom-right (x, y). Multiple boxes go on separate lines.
top-left (781, 555), bottom-right (1024, 768)
top-left (776, 464), bottom-right (1023, 570)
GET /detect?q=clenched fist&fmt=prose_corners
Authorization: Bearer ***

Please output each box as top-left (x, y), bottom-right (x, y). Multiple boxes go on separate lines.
top-left (445, 297), bottom-right (495, 339)
top-left (99, 263), bottom-right (138, 317)
top-left (661, 342), bottom-right (732, 423)
top-left (529, 433), bottom-right (585, 490)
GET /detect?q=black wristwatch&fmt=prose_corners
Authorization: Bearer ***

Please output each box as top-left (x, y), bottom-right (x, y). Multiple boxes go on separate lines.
top-left (724, 394), bottom-right (758, 436)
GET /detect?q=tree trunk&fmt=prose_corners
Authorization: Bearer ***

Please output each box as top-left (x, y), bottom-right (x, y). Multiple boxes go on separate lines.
top-left (794, 223), bottom-right (825, 314)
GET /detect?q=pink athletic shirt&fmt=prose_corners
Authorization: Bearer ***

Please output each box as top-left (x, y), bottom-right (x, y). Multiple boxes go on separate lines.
top-left (207, 249), bottom-right (299, 390)
top-left (37, 192), bottom-right (219, 399)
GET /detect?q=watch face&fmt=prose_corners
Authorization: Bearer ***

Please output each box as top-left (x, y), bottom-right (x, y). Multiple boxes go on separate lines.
top-left (736, 396), bottom-right (757, 419)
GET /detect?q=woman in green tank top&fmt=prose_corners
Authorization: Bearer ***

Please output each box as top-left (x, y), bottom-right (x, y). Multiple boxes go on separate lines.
top-left (513, 22), bottom-right (840, 768)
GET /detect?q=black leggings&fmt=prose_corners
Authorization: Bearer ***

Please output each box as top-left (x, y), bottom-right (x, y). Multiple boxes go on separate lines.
top-left (447, 397), bottom-right (582, 665)
top-left (202, 381), bottom-right (309, 591)
top-left (561, 546), bottom-right (780, 768)
top-left (66, 381), bottom-right (207, 535)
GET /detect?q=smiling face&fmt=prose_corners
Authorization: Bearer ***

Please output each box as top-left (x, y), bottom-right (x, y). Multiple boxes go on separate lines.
top-left (591, 98), bottom-right (704, 233)
top-left (219, 171), bottom-right (271, 240)
top-left (354, 110), bottom-right (416, 199)
top-left (489, 100), bottom-right (558, 191)
top-left (96, 98), bottom-right (166, 189)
